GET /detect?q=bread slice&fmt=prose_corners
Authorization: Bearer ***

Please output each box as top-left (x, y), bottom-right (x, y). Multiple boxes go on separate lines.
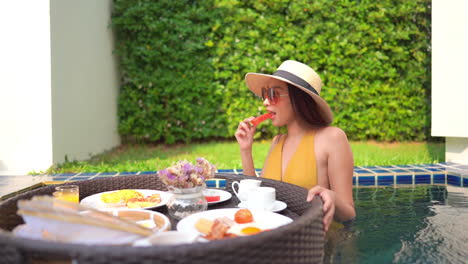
top-left (194, 218), bottom-right (214, 235)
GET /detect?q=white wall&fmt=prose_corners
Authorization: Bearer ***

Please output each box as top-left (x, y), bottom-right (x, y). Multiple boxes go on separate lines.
top-left (432, 0), bottom-right (468, 164)
top-left (0, 1), bottom-right (53, 174)
top-left (0, 0), bottom-right (120, 175)
top-left (50, 0), bottom-right (120, 163)
top-left (445, 137), bottom-right (468, 164)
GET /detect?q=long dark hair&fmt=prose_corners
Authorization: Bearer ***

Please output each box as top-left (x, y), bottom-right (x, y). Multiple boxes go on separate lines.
top-left (288, 83), bottom-right (331, 127)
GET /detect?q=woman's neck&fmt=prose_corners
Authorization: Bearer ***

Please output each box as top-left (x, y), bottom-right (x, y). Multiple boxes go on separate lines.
top-left (286, 119), bottom-right (312, 137)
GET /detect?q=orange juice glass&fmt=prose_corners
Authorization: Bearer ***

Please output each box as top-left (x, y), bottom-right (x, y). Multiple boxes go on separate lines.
top-left (54, 185), bottom-right (79, 203)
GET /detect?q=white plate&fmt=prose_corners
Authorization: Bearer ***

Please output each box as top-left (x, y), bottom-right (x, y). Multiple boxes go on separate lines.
top-left (111, 209), bottom-right (171, 231)
top-left (176, 208), bottom-right (293, 237)
top-left (80, 189), bottom-right (172, 211)
top-left (133, 231), bottom-right (199, 246)
top-left (238, 200), bottom-right (287, 213)
top-left (203, 189), bottom-right (232, 205)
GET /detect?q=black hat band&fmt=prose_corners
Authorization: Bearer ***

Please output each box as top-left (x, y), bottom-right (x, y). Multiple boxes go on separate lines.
top-left (273, 70), bottom-right (319, 96)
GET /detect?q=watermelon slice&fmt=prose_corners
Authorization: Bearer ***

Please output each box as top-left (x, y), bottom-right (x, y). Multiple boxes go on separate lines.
top-left (205, 196), bottom-right (221, 202)
top-left (250, 112), bottom-right (273, 126)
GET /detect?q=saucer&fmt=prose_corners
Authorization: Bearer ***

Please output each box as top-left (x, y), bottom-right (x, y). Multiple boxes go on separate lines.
top-left (238, 200), bottom-right (287, 213)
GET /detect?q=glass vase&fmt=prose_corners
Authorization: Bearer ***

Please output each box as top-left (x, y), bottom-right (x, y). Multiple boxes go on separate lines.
top-left (166, 184), bottom-right (207, 220)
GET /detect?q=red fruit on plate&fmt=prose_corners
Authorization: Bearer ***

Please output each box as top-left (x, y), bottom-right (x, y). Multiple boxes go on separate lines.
top-left (205, 196), bottom-right (221, 202)
top-left (234, 208), bottom-right (254, 224)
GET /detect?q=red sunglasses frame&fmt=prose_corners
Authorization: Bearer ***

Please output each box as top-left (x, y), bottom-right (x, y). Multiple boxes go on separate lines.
top-left (261, 87), bottom-right (289, 105)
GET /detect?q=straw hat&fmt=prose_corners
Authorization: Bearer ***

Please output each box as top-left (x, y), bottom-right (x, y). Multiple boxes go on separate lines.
top-left (245, 60), bottom-right (333, 123)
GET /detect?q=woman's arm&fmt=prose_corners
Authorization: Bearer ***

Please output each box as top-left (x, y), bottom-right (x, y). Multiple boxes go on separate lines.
top-left (307, 127), bottom-right (355, 231)
top-left (240, 149), bottom-right (256, 176)
top-left (326, 127), bottom-right (355, 221)
top-left (235, 117), bottom-right (256, 176)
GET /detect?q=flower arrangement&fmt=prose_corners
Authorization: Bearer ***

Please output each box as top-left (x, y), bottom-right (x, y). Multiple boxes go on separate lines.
top-left (157, 158), bottom-right (216, 189)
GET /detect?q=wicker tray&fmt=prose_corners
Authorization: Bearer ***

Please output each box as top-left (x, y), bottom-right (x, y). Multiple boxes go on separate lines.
top-left (0, 173), bottom-right (324, 264)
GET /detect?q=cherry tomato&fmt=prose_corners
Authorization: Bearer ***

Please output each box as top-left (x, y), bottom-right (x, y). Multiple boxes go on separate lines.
top-left (234, 208), bottom-right (254, 224)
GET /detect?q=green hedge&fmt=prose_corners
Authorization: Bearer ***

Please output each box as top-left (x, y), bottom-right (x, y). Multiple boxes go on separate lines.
top-left (112, 0), bottom-right (431, 143)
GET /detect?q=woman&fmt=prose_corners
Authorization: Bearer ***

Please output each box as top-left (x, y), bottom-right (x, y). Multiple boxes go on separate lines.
top-left (235, 60), bottom-right (355, 231)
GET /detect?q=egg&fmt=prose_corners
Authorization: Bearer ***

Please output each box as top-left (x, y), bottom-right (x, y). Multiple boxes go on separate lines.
top-left (101, 189), bottom-right (143, 204)
top-left (227, 222), bottom-right (264, 236)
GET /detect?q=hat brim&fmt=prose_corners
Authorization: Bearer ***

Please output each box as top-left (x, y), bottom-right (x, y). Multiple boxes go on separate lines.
top-left (245, 73), bottom-right (333, 123)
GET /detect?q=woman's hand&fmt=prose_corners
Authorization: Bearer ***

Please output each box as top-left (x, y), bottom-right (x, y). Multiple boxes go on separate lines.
top-left (307, 186), bottom-right (336, 232)
top-left (234, 117), bottom-right (256, 151)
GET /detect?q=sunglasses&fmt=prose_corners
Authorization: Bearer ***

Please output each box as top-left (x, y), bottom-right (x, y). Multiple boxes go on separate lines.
top-left (261, 87), bottom-right (289, 105)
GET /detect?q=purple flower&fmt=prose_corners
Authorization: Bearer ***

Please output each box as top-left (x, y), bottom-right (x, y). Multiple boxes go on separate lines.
top-left (182, 163), bottom-right (192, 174)
top-left (157, 158), bottom-right (216, 188)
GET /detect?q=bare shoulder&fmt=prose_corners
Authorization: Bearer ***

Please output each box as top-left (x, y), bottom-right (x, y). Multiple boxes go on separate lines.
top-left (315, 126), bottom-right (349, 141)
top-left (315, 126), bottom-right (351, 154)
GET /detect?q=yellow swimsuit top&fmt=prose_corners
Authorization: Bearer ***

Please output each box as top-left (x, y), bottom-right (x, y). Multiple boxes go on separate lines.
top-left (262, 130), bottom-right (317, 189)
top-left (263, 130), bottom-right (345, 231)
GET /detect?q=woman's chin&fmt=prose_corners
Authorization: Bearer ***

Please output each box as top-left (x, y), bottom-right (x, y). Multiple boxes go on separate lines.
top-left (271, 120), bottom-right (282, 127)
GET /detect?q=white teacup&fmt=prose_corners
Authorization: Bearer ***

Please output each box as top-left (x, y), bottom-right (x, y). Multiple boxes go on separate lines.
top-left (244, 187), bottom-right (276, 211)
top-left (231, 179), bottom-right (261, 202)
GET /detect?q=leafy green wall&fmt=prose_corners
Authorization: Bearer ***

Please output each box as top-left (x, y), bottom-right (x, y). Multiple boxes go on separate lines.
top-left (112, 0), bottom-right (431, 143)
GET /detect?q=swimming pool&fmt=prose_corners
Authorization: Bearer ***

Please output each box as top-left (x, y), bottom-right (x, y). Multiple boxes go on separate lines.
top-left (325, 185), bottom-right (468, 264)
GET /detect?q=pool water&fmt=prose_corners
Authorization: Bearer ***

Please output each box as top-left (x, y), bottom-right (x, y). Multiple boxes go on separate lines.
top-left (325, 186), bottom-right (468, 264)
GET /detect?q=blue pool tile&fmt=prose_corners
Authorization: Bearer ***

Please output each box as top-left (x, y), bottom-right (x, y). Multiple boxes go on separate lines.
top-left (447, 174), bottom-right (461, 186)
top-left (52, 173), bottom-right (77, 177)
top-left (396, 175), bottom-right (413, 185)
top-left (217, 169), bottom-right (235, 173)
top-left (388, 169), bottom-right (410, 173)
top-left (412, 164), bottom-right (429, 168)
top-left (139, 171), bottom-right (157, 175)
top-left (206, 179), bottom-right (226, 188)
top-left (433, 174), bottom-right (446, 184)
top-left (377, 175), bottom-right (394, 186)
top-left (396, 165), bottom-right (414, 168)
top-left (358, 176), bottom-right (375, 186)
top-left (50, 176), bottom-right (73, 181)
top-left (352, 177), bottom-right (356, 186)
top-left (78, 172), bottom-right (98, 176)
top-left (424, 167), bottom-right (445, 172)
top-left (71, 176), bottom-right (94, 181)
top-left (98, 172), bottom-right (119, 176)
top-left (119, 172), bottom-right (138, 176)
top-left (364, 166), bottom-right (380, 169)
top-left (355, 169), bottom-right (372, 174)
top-left (463, 178), bottom-right (468, 187)
top-left (407, 168), bottom-right (429, 173)
top-left (415, 174), bottom-right (431, 184)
